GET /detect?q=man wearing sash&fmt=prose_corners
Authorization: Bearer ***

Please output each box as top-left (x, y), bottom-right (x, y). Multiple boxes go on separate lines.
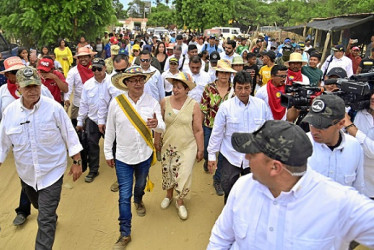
top-left (104, 66), bottom-right (165, 249)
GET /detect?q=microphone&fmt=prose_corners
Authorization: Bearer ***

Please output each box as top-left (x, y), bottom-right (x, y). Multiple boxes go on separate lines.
top-left (20, 121), bottom-right (30, 125)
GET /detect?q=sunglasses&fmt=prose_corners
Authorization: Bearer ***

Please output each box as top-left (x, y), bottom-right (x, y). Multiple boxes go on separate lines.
top-left (115, 68), bottom-right (127, 73)
top-left (276, 75), bottom-right (287, 78)
top-left (133, 50), bottom-right (139, 53)
top-left (140, 59), bottom-right (150, 62)
top-left (170, 62), bottom-right (178, 65)
top-left (92, 67), bottom-right (103, 72)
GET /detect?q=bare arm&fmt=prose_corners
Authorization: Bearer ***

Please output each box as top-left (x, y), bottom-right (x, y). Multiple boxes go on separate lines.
top-left (192, 103), bottom-right (204, 162)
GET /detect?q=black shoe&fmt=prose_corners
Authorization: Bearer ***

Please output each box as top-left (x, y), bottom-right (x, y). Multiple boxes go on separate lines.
top-left (213, 181), bottom-right (224, 196)
top-left (13, 214), bottom-right (27, 226)
top-left (203, 161), bottom-right (209, 173)
top-left (85, 172), bottom-right (99, 183)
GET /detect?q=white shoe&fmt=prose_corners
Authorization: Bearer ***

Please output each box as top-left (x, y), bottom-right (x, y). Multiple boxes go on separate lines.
top-left (175, 201), bottom-right (188, 220)
top-left (160, 198), bottom-right (172, 209)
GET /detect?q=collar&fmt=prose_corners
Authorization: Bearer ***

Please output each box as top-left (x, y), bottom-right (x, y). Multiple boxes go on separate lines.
top-left (234, 95), bottom-right (250, 107)
top-left (318, 130), bottom-right (346, 151)
top-left (20, 96), bottom-right (42, 112)
top-left (94, 74), bottom-right (108, 84)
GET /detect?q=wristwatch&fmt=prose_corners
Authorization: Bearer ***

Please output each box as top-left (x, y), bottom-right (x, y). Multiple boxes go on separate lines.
top-left (73, 159), bottom-right (82, 165)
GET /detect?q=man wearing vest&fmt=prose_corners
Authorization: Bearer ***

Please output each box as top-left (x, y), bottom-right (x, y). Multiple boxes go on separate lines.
top-left (104, 66), bottom-right (165, 249)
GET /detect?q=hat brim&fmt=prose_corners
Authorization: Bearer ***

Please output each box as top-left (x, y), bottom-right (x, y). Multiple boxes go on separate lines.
top-left (213, 67), bottom-right (237, 73)
top-left (74, 52), bottom-right (98, 59)
top-left (284, 60), bottom-right (307, 67)
top-left (231, 132), bottom-right (262, 154)
top-left (111, 71), bottom-right (154, 91)
top-left (0, 64), bottom-right (25, 74)
top-left (37, 65), bottom-right (53, 72)
top-left (19, 79), bottom-right (42, 88)
top-left (301, 113), bottom-right (334, 129)
top-left (166, 77), bottom-right (196, 90)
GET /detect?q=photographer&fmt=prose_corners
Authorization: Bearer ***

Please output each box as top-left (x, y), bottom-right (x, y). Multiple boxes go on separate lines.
top-left (345, 91), bottom-right (374, 199)
top-left (302, 95), bottom-right (365, 193)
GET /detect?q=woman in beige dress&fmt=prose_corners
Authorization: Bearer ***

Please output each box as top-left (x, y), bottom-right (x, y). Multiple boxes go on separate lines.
top-left (157, 72), bottom-right (204, 220)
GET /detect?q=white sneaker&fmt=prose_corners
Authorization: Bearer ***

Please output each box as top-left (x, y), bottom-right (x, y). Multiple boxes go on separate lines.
top-left (160, 198), bottom-right (172, 209)
top-left (175, 201), bottom-right (188, 220)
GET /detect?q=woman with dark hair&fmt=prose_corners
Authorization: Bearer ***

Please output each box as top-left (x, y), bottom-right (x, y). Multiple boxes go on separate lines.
top-left (155, 42), bottom-right (168, 72)
top-left (18, 47), bottom-right (29, 66)
top-left (54, 38), bottom-right (73, 77)
top-left (38, 46), bottom-right (50, 59)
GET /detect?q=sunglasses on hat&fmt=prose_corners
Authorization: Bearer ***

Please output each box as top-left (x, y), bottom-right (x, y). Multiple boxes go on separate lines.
top-left (92, 67), bottom-right (103, 72)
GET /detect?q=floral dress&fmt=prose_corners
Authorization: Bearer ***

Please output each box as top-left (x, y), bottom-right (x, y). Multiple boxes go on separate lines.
top-left (161, 96), bottom-right (197, 199)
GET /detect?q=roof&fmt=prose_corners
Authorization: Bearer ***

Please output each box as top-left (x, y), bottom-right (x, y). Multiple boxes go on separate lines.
top-left (282, 24), bottom-right (306, 36)
top-left (306, 13), bottom-right (374, 31)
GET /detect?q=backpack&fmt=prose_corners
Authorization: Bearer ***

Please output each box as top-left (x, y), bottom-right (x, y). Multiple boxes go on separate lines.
top-left (203, 43), bottom-right (217, 52)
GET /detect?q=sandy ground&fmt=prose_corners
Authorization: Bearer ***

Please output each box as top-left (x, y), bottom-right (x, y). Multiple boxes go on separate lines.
top-left (0, 139), bottom-right (224, 250)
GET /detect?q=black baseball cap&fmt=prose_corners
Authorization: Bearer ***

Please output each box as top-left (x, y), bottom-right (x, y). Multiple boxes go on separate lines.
top-left (332, 44), bottom-right (345, 52)
top-left (176, 34), bottom-right (183, 40)
top-left (302, 95), bottom-right (345, 129)
top-left (231, 120), bottom-right (313, 166)
top-left (92, 58), bottom-right (105, 67)
top-left (210, 51), bottom-right (220, 63)
top-left (327, 67), bottom-right (347, 78)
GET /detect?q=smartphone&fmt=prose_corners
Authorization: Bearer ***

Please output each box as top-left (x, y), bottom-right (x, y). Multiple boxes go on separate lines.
top-left (351, 39), bottom-right (358, 44)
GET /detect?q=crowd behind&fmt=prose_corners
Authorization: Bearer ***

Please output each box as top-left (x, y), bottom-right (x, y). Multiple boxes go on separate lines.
top-left (0, 28), bottom-right (374, 250)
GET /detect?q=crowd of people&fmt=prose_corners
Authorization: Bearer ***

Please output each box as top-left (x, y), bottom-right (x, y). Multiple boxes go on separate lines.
top-left (0, 29), bottom-right (374, 250)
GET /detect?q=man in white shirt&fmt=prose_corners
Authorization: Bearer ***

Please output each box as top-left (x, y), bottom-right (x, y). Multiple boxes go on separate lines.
top-left (182, 44), bottom-right (199, 72)
top-left (64, 47), bottom-right (97, 127)
top-left (207, 51), bottom-right (220, 83)
top-left (77, 58), bottom-right (108, 183)
top-left (0, 67), bottom-right (83, 249)
top-left (321, 44), bottom-right (354, 78)
top-left (164, 45), bottom-right (185, 72)
top-left (208, 120), bottom-right (374, 249)
top-left (161, 57), bottom-right (180, 96)
top-left (220, 39), bottom-right (239, 63)
top-left (256, 65), bottom-right (288, 120)
top-left (185, 55), bottom-right (210, 102)
top-left (302, 95), bottom-right (365, 193)
top-left (207, 70), bottom-right (271, 202)
top-left (139, 50), bottom-right (165, 102)
top-left (104, 66), bottom-right (165, 249)
top-left (176, 34), bottom-right (188, 56)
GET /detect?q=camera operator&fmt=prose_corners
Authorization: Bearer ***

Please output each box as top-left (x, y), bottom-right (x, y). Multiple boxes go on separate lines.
top-left (357, 47), bottom-right (374, 74)
top-left (302, 95), bottom-right (365, 193)
top-left (323, 67), bottom-right (347, 92)
top-left (256, 65), bottom-right (288, 120)
top-left (345, 91), bottom-right (374, 199)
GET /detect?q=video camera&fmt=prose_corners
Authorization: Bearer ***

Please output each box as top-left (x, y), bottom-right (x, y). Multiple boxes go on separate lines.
top-left (324, 72), bottom-right (374, 110)
top-left (280, 82), bottom-right (322, 111)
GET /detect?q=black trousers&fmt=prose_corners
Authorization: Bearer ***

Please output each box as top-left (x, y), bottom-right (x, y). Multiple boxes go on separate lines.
top-left (221, 155), bottom-right (251, 204)
top-left (85, 118), bottom-right (104, 174)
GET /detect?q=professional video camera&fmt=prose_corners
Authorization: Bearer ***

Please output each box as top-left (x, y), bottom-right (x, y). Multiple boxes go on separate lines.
top-left (280, 82), bottom-right (322, 111)
top-left (324, 72), bottom-right (374, 110)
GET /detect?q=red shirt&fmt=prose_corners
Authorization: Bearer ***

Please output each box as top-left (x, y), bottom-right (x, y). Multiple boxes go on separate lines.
top-left (346, 52), bottom-right (362, 74)
top-left (41, 70), bottom-right (67, 102)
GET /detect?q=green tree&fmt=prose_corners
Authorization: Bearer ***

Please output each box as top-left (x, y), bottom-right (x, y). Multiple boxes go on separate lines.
top-left (0, 0), bottom-right (115, 48)
top-left (147, 4), bottom-right (176, 27)
top-left (113, 0), bottom-right (127, 19)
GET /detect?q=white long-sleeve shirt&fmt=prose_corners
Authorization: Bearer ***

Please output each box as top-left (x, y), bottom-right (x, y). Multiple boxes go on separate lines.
top-left (307, 131), bottom-right (365, 193)
top-left (77, 74), bottom-right (110, 126)
top-left (0, 96), bottom-right (82, 190)
top-left (185, 69), bottom-right (210, 103)
top-left (208, 169), bottom-right (374, 249)
top-left (65, 66), bottom-right (92, 107)
top-left (142, 65), bottom-right (165, 102)
top-left (354, 109), bottom-right (374, 197)
top-left (321, 55), bottom-right (354, 78)
top-left (97, 72), bottom-right (125, 125)
top-left (104, 92), bottom-right (165, 164)
top-left (208, 96), bottom-right (272, 168)
top-left (0, 84), bottom-right (53, 120)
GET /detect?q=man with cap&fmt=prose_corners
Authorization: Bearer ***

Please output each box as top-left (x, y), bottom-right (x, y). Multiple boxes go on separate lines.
top-left (162, 57), bottom-right (181, 96)
top-left (164, 45), bottom-right (185, 72)
top-left (104, 35), bottom-right (119, 59)
top-left (185, 55), bottom-right (210, 102)
top-left (176, 34), bottom-right (188, 56)
top-left (323, 67), bottom-right (347, 92)
top-left (357, 47), bottom-right (374, 74)
top-left (104, 66), bottom-right (165, 249)
top-left (208, 120), bottom-right (374, 249)
top-left (64, 47), bottom-right (97, 127)
top-left (302, 95), bottom-right (365, 193)
top-left (105, 44), bottom-right (120, 74)
top-left (251, 39), bottom-right (264, 55)
top-left (258, 50), bottom-right (276, 88)
top-left (0, 57), bottom-right (54, 226)
top-left (295, 41), bottom-right (309, 62)
top-left (207, 70), bottom-right (271, 202)
top-left (321, 44), bottom-right (353, 79)
top-left (220, 40), bottom-right (238, 63)
top-left (129, 44), bottom-right (141, 65)
top-left (230, 56), bottom-right (244, 83)
top-left (202, 36), bottom-right (219, 55)
top-left (0, 66), bottom-right (83, 249)
top-left (346, 39), bottom-right (362, 74)
top-left (256, 65), bottom-right (288, 120)
top-left (76, 58), bottom-right (109, 183)
top-left (207, 51), bottom-right (220, 83)
top-left (284, 52), bottom-right (310, 86)
top-left (37, 56), bottom-right (68, 104)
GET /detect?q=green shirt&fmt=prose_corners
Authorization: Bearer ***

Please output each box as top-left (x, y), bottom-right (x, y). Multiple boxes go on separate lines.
top-left (302, 66), bottom-right (323, 87)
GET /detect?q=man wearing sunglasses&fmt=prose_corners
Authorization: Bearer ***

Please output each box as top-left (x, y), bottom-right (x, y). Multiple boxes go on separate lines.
top-left (302, 95), bottom-right (365, 193)
top-left (76, 58), bottom-right (109, 183)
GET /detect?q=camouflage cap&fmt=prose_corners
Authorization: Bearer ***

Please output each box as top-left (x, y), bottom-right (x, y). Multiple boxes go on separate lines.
top-left (16, 66), bottom-right (42, 88)
top-left (302, 94), bottom-right (345, 129)
top-left (231, 120), bottom-right (313, 166)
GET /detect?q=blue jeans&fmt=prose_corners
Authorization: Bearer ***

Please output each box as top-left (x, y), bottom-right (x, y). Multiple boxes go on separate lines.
top-left (115, 156), bottom-right (152, 237)
top-left (203, 125), bottom-right (223, 183)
